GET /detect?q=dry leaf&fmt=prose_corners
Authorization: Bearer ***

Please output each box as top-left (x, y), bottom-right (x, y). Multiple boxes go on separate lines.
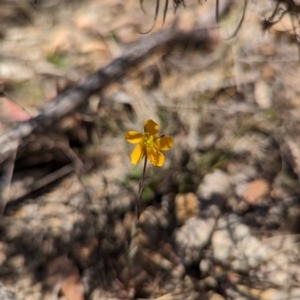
top-left (46, 257), bottom-right (84, 300)
top-left (61, 270), bottom-right (84, 300)
top-left (271, 13), bottom-right (295, 33)
top-left (254, 80), bottom-right (272, 109)
top-left (0, 93), bottom-right (31, 122)
top-left (243, 179), bottom-right (270, 205)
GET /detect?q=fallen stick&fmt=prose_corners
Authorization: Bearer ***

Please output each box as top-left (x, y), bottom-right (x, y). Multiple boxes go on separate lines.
top-left (0, 29), bottom-right (209, 162)
top-left (0, 0), bottom-right (232, 164)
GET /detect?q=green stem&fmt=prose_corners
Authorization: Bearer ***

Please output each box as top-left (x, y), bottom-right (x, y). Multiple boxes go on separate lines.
top-left (128, 156), bottom-right (148, 288)
top-left (136, 155), bottom-right (147, 220)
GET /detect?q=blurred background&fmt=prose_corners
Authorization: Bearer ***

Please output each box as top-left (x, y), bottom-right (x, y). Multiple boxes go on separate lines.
top-left (1, 0), bottom-right (300, 299)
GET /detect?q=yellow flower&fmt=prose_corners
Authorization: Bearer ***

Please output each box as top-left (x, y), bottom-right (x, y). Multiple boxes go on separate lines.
top-left (125, 119), bottom-right (174, 167)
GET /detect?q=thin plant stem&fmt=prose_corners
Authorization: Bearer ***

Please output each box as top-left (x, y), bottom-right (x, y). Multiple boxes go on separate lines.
top-left (128, 155), bottom-right (147, 276)
top-left (136, 155), bottom-right (147, 221)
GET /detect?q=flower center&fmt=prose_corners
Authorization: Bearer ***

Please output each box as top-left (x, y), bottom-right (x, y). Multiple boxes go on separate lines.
top-left (144, 133), bottom-right (154, 149)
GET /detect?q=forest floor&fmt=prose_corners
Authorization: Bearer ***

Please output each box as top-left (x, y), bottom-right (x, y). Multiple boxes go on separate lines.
top-left (1, 0), bottom-right (300, 299)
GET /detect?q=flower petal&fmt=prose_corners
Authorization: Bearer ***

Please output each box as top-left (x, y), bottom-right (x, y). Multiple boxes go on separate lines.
top-left (147, 148), bottom-right (165, 167)
top-left (125, 131), bottom-right (144, 144)
top-left (155, 136), bottom-right (174, 151)
top-left (131, 144), bottom-right (145, 165)
top-left (144, 119), bottom-right (159, 137)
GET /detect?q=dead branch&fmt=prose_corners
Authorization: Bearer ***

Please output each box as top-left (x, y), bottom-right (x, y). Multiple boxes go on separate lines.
top-left (0, 29), bottom-right (209, 162)
top-left (0, 0), bottom-right (232, 164)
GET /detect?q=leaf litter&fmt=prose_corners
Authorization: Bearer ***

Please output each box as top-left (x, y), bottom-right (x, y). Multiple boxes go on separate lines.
top-left (1, 0), bottom-right (300, 300)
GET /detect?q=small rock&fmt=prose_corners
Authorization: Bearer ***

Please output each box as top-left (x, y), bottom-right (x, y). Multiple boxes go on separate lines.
top-left (212, 220), bottom-right (234, 262)
top-left (198, 169), bottom-right (230, 200)
top-left (199, 258), bottom-right (212, 275)
top-left (175, 217), bottom-right (216, 265)
top-left (0, 283), bottom-right (21, 300)
top-left (171, 263), bottom-right (185, 278)
top-left (175, 193), bottom-right (200, 224)
top-left (150, 253), bottom-right (173, 271)
top-left (208, 293), bottom-right (225, 300)
top-left (0, 61), bottom-right (34, 82)
top-left (242, 179), bottom-right (270, 205)
top-left (262, 252), bottom-right (291, 286)
top-left (254, 80), bottom-right (272, 109)
top-left (7, 255), bottom-right (25, 270)
top-left (236, 285), bottom-right (287, 300)
top-left (212, 215), bottom-right (273, 271)
top-left (228, 219), bottom-right (270, 271)
top-left (197, 133), bottom-right (218, 151)
top-left (203, 277), bottom-right (218, 289)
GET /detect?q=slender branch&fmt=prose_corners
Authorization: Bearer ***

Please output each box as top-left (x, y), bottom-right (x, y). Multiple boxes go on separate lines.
top-left (0, 0), bottom-right (233, 164)
top-left (136, 156), bottom-right (148, 220)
